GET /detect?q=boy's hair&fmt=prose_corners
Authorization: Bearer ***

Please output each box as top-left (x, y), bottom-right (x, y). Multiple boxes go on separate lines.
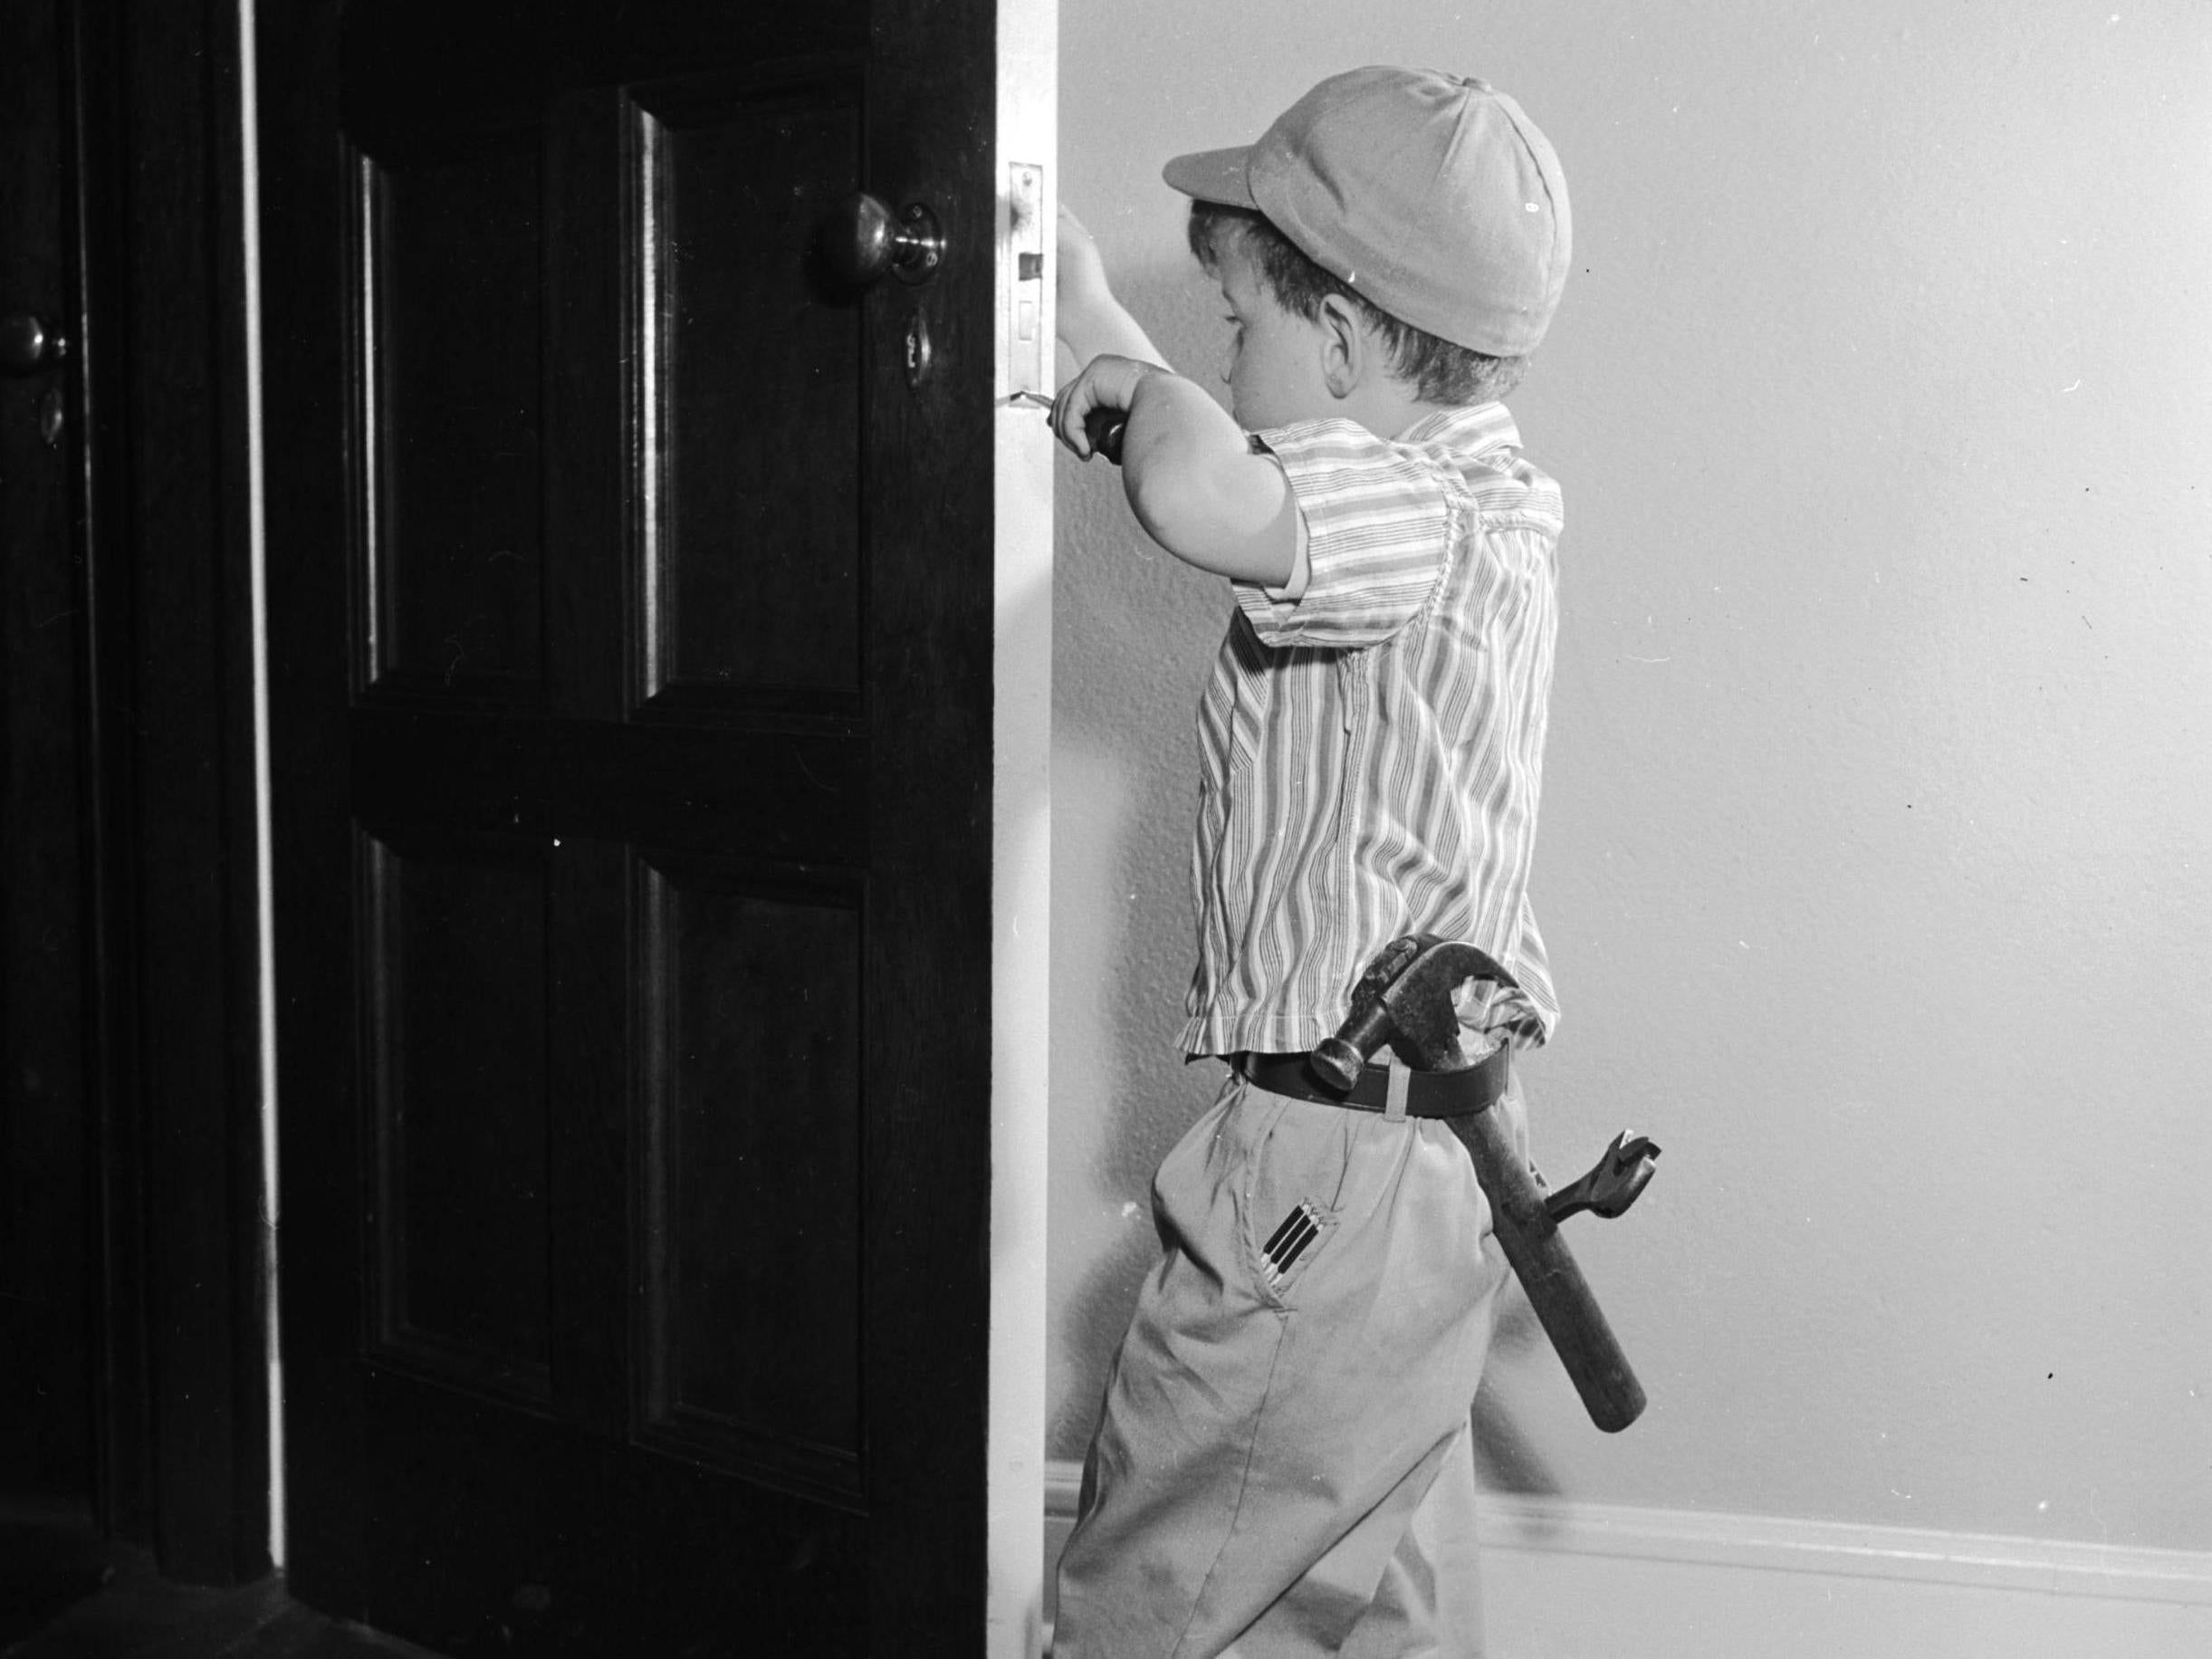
top-left (1188, 202), bottom-right (1527, 407)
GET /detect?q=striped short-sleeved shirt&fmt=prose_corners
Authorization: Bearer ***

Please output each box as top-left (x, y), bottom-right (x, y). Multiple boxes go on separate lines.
top-left (1176, 402), bottom-right (1562, 1060)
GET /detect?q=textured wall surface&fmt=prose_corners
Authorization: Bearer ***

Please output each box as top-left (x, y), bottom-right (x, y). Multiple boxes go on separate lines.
top-left (1049, 0), bottom-right (2212, 1551)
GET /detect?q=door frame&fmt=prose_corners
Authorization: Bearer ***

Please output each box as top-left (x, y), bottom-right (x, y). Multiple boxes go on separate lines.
top-left (987, 1), bottom-right (1058, 1648)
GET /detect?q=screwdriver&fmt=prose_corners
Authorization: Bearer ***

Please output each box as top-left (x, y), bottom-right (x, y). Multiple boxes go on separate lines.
top-left (1005, 389), bottom-right (1126, 465)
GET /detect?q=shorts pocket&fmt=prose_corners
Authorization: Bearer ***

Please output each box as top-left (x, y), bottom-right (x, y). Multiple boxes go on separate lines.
top-left (1238, 1096), bottom-right (1351, 1309)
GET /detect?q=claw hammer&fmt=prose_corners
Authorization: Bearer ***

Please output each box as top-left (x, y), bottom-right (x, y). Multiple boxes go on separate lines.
top-left (1312, 935), bottom-right (1661, 1433)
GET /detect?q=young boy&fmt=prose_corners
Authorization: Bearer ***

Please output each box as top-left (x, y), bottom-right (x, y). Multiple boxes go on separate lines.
top-left (1049, 67), bottom-right (1572, 1657)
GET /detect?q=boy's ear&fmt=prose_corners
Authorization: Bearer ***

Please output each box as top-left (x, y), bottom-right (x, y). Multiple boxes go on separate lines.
top-left (1316, 292), bottom-right (1366, 398)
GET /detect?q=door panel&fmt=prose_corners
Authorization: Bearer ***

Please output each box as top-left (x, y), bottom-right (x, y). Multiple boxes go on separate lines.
top-left (636, 856), bottom-right (865, 1498)
top-left (363, 830), bottom-right (554, 1402)
top-left (263, 1), bottom-right (1003, 1650)
top-left (365, 126), bottom-right (547, 695)
top-left (638, 77), bottom-right (865, 706)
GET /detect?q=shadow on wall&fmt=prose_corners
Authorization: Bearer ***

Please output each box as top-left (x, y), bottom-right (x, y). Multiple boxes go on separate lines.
top-left (1047, 263), bottom-right (1567, 1501)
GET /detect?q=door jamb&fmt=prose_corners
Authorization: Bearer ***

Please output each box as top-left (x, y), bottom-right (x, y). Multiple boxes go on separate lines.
top-left (68, 0), bottom-right (273, 1582)
top-left (987, 1), bottom-right (1057, 1652)
top-left (987, 4), bottom-right (1058, 1654)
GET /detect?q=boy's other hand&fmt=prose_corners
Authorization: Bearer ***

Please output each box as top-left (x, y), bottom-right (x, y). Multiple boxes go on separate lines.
top-left (1053, 205), bottom-right (1170, 370)
top-left (1056, 206), bottom-right (1114, 331)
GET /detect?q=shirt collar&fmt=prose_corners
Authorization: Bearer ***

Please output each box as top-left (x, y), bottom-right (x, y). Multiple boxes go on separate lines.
top-left (1394, 401), bottom-right (1520, 456)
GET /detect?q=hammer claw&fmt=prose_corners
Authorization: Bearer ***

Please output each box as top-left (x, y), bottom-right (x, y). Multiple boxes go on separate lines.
top-left (1543, 1131), bottom-right (1662, 1224)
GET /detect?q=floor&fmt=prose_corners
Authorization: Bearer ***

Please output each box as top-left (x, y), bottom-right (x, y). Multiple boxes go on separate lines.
top-left (0, 1504), bottom-right (437, 1659)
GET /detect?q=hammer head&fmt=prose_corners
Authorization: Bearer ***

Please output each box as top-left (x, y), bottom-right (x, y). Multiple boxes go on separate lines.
top-left (1310, 935), bottom-right (1521, 1088)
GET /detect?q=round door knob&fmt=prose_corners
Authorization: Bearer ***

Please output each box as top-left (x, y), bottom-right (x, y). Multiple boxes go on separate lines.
top-left (1, 313), bottom-right (70, 377)
top-left (821, 193), bottom-right (943, 291)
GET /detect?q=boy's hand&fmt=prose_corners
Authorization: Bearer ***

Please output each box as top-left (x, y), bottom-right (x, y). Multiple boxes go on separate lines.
top-left (1051, 352), bottom-right (1156, 463)
top-left (1056, 205), bottom-right (1114, 329)
top-left (1053, 204), bottom-right (1170, 370)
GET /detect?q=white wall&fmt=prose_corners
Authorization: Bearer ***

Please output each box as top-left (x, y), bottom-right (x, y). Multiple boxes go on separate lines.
top-left (1049, 0), bottom-right (2212, 1563)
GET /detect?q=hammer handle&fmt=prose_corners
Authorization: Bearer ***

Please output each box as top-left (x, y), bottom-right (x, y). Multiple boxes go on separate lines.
top-left (1448, 1108), bottom-right (1648, 1434)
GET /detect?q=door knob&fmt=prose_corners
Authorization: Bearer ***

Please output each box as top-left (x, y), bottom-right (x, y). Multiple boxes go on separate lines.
top-left (820, 193), bottom-right (943, 291)
top-left (1, 313), bottom-right (70, 377)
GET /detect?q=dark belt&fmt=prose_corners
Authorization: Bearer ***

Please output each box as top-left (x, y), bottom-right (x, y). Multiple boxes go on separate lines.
top-left (1237, 1043), bottom-right (1511, 1118)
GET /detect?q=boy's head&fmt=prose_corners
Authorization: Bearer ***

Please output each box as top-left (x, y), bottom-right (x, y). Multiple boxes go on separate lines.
top-left (1164, 67), bottom-right (1570, 408)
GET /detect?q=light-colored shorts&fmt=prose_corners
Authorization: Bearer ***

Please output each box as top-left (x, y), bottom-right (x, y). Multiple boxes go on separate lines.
top-left (1054, 1066), bottom-right (1526, 1658)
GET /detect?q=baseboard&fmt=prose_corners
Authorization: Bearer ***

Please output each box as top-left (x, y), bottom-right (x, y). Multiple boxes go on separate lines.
top-left (1471, 1488), bottom-right (2212, 1606)
top-left (1043, 1460), bottom-right (2212, 1656)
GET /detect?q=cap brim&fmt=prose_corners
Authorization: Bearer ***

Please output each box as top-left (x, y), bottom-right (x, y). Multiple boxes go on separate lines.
top-left (1162, 145), bottom-right (1259, 207)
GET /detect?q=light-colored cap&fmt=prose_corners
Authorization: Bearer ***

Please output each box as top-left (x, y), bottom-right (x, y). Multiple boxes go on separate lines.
top-left (1163, 66), bottom-right (1571, 356)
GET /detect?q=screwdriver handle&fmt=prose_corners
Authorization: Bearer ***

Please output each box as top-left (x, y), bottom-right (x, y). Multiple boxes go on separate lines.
top-left (1083, 407), bottom-right (1126, 465)
top-left (1010, 391), bottom-right (1126, 465)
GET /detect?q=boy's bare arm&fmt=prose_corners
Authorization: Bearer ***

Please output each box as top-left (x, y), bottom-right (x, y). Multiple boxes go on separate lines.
top-left (1056, 206), bottom-right (1170, 369)
top-left (1055, 355), bottom-right (1298, 586)
top-left (1054, 206), bottom-right (1301, 587)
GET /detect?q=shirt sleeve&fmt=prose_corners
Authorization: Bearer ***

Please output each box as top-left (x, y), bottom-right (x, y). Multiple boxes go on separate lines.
top-left (1232, 418), bottom-right (1459, 649)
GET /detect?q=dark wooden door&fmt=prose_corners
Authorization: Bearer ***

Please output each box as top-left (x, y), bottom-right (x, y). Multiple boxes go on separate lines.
top-left (258, 4), bottom-right (1010, 1651)
top-left (0, 0), bottom-right (93, 1510)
